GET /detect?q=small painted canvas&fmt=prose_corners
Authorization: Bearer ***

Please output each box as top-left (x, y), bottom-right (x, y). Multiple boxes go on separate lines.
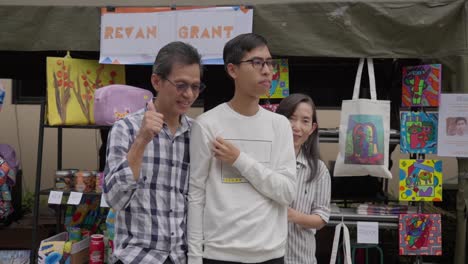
top-left (260, 103), bottom-right (279, 112)
top-left (344, 114), bottom-right (384, 165)
top-left (402, 64), bottom-right (441, 107)
top-left (399, 214), bottom-right (442, 255)
top-left (399, 159), bottom-right (442, 201)
top-left (400, 111), bottom-right (438, 154)
top-left (261, 59), bottom-right (289, 99)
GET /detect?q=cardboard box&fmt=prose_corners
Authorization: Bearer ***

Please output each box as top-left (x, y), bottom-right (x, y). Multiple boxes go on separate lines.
top-left (38, 232), bottom-right (89, 264)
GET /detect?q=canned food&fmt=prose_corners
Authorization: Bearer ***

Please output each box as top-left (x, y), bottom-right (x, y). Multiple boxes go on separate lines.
top-left (74, 171), bottom-right (90, 192)
top-left (83, 171), bottom-right (96, 193)
top-left (81, 228), bottom-right (91, 238)
top-left (55, 170), bottom-right (73, 191)
top-left (68, 226), bottom-right (82, 242)
top-left (96, 172), bottom-right (104, 193)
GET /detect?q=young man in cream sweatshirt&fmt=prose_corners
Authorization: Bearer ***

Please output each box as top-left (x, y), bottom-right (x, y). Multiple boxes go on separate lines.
top-left (187, 33), bottom-right (297, 264)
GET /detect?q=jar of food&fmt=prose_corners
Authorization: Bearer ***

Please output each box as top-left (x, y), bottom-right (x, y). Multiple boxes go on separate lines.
top-left (83, 171), bottom-right (96, 193)
top-left (96, 172), bottom-right (104, 193)
top-left (74, 171), bottom-right (89, 192)
top-left (55, 170), bottom-right (73, 191)
top-left (67, 168), bottom-right (79, 177)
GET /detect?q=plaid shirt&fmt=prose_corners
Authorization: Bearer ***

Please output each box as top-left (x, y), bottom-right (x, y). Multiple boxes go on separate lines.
top-left (104, 108), bottom-right (192, 264)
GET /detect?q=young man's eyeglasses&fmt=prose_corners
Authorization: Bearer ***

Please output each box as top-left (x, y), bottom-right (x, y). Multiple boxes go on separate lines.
top-left (164, 78), bottom-right (206, 93)
top-left (238, 58), bottom-right (278, 71)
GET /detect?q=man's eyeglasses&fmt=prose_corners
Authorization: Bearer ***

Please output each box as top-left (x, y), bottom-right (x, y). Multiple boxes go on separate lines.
top-left (164, 78), bottom-right (206, 93)
top-left (238, 58), bottom-right (278, 71)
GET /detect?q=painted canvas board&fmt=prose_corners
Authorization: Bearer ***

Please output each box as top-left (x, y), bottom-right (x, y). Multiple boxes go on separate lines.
top-left (401, 64), bottom-right (441, 107)
top-left (261, 59), bottom-right (289, 99)
top-left (399, 159), bottom-right (442, 201)
top-left (344, 114), bottom-right (384, 165)
top-left (400, 111), bottom-right (438, 154)
top-left (399, 214), bottom-right (442, 255)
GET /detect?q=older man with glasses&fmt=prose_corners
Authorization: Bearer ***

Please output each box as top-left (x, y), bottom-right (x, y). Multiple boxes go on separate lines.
top-left (104, 41), bottom-right (204, 264)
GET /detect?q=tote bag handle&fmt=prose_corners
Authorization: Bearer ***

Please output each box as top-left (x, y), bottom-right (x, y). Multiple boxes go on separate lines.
top-left (329, 221), bottom-right (352, 264)
top-left (352, 58), bottom-right (377, 100)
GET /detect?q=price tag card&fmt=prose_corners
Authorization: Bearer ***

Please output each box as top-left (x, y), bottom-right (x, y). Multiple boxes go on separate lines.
top-left (48, 191), bottom-right (63, 204)
top-left (100, 194), bottom-right (109, 208)
top-left (357, 221), bottom-right (379, 244)
top-left (67, 192), bottom-right (83, 205)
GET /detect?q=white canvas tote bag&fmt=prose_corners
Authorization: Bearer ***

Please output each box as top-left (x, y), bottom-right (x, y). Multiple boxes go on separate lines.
top-left (329, 221), bottom-right (352, 264)
top-left (333, 58), bottom-right (392, 179)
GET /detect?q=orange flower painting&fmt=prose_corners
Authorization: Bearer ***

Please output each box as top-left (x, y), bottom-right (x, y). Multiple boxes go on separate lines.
top-left (47, 57), bottom-right (125, 125)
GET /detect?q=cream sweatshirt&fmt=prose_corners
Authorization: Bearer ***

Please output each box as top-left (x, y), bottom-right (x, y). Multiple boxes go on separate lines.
top-left (187, 103), bottom-right (297, 264)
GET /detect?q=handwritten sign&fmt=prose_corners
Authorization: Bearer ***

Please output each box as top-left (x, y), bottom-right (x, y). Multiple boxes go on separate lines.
top-left (100, 6), bottom-right (253, 65)
top-left (357, 221), bottom-right (379, 244)
top-left (48, 191), bottom-right (63, 204)
top-left (67, 192), bottom-right (83, 205)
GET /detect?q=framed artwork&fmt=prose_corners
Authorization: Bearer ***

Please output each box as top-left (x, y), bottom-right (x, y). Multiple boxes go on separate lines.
top-left (261, 59), bottom-right (289, 99)
top-left (402, 64), bottom-right (441, 107)
top-left (400, 111), bottom-right (438, 154)
top-left (399, 159), bottom-right (442, 201)
top-left (399, 214), bottom-right (442, 255)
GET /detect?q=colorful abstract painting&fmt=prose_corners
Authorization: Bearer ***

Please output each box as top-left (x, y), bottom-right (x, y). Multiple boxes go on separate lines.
top-left (400, 111), bottom-right (438, 154)
top-left (260, 103), bottom-right (279, 112)
top-left (399, 159), bottom-right (442, 201)
top-left (402, 64), bottom-right (441, 107)
top-left (261, 59), bottom-right (289, 99)
top-left (399, 214), bottom-right (442, 255)
top-left (344, 114), bottom-right (384, 165)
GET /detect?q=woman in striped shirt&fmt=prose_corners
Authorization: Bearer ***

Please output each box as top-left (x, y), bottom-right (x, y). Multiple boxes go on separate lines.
top-left (276, 93), bottom-right (331, 264)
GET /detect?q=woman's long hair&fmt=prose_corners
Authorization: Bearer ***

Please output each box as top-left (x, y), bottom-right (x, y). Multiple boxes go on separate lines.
top-left (276, 93), bottom-right (321, 182)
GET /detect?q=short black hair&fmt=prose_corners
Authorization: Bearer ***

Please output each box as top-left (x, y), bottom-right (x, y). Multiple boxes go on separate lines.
top-left (223, 33), bottom-right (269, 66)
top-left (152, 41), bottom-right (203, 79)
top-left (455, 117), bottom-right (467, 124)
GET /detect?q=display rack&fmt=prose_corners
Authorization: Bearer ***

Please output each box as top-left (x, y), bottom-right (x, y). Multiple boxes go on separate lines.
top-left (30, 101), bottom-right (109, 263)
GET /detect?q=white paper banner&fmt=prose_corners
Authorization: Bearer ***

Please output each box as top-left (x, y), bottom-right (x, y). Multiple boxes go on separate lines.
top-left (438, 94), bottom-right (468, 157)
top-left (100, 6), bottom-right (253, 65)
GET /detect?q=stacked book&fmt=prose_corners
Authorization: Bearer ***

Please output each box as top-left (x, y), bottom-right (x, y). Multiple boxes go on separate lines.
top-left (356, 203), bottom-right (417, 216)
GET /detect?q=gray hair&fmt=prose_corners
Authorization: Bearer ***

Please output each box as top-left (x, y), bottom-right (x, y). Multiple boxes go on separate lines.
top-left (152, 41), bottom-right (203, 78)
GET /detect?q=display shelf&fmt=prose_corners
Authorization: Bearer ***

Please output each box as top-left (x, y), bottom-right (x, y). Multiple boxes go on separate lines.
top-left (39, 188), bottom-right (103, 197)
top-left (44, 124), bottom-right (111, 129)
top-left (31, 101), bottom-right (106, 263)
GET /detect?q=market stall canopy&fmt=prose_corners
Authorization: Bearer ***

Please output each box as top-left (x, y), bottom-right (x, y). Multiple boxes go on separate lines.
top-left (0, 0), bottom-right (466, 58)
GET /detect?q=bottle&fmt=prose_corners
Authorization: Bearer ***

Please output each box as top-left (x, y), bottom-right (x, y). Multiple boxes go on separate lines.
top-left (55, 170), bottom-right (72, 191)
top-left (89, 234), bottom-right (105, 264)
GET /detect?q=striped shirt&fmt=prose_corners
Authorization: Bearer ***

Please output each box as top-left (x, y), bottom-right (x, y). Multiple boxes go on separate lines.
top-left (104, 108), bottom-right (192, 264)
top-left (285, 152), bottom-right (331, 264)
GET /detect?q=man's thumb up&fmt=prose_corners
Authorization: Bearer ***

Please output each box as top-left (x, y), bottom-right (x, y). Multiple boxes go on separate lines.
top-left (147, 100), bottom-right (157, 112)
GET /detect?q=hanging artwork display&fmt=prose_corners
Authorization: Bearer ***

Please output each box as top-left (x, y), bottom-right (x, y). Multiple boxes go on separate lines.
top-left (260, 59), bottom-right (289, 99)
top-left (401, 64), bottom-right (441, 107)
top-left (46, 57), bottom-right (126, 125)
top-left (399, 159), bottom-right (442, 201)
top-left (399, 214), bottom-right (442, 256)
top-left (400, 111), bottom-right (438, 154)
